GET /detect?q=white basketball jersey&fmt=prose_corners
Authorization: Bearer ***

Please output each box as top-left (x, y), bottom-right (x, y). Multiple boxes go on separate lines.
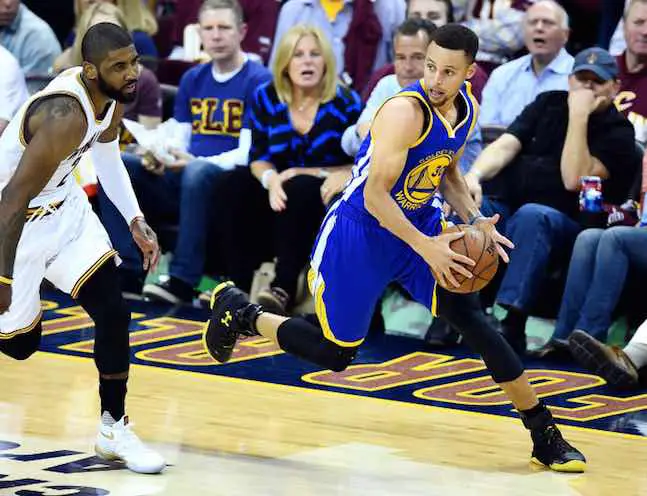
top-left (0, 67), bottom-right (116, 207)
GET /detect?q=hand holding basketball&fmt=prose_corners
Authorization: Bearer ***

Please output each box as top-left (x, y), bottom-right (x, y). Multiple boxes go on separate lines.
top-left (431, 216), bottom-right (513, 293)
top-left (472, 214), bottom-right (514, 263)
top-left (416, 230), bottom-right (476, 289)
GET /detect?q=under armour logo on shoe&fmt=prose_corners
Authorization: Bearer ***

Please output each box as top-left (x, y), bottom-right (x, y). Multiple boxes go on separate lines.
top-left (221, 311), bottom-right (233, 327)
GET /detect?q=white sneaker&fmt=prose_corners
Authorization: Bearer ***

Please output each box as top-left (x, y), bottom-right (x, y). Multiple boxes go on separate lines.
top-left (95, 414), bottom-right (166, 474)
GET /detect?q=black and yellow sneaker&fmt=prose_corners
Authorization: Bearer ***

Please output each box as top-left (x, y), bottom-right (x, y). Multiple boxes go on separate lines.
top-left (520, 404), bottom-right (586, 473)
top-left (203, 282), bottom-right (262, 363)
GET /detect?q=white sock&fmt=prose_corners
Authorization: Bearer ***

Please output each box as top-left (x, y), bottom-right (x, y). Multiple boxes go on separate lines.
top-left (101, 411), bottom-right (117, 427)
top-left (624, 320), bottom-right (647, 370)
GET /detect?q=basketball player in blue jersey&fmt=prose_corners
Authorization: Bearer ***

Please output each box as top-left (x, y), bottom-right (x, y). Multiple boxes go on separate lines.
top-left (203, 24), bottom-right (586, 472)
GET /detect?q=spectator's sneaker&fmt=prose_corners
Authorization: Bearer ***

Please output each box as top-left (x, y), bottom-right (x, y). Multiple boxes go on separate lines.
top-left (520, 404), bottom-right (586, 473)
top-left (257, 286), bottom-right (289, 315)
top-left (568, 330), bottom-right (639, 390)
top-left (203, 282), bottom-right (262, 363)
top-left (95, 414), bottom-right (166, 474)
top-left (143, 277), bottom-right (196, 305)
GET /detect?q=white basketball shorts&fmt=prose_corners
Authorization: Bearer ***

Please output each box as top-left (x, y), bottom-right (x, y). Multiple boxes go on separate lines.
top-left (0, 186), bottom-right (117, 338)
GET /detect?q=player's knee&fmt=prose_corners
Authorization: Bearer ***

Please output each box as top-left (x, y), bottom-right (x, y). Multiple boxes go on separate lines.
top-left (1, 322), bottom-right (42, 361)
top-left (321, 342), bottom-right (358, 372)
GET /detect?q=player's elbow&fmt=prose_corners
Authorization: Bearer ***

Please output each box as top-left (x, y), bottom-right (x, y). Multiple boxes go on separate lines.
top-left (363, 184), bottom-right (384, 218)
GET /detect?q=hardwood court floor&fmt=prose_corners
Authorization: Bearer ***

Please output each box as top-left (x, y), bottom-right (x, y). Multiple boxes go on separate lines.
top-left (1, 350), bottom-right (647, 496)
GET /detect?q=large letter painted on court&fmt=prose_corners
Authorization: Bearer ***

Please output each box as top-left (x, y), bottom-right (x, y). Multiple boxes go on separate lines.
top-left (302, 352), bottom-right (486, 392)
top-left (414, 370), bottom-right (603, 406)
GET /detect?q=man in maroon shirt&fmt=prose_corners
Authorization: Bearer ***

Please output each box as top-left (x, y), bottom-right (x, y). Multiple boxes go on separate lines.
top-left (615, 0), bottom-right (647, 146)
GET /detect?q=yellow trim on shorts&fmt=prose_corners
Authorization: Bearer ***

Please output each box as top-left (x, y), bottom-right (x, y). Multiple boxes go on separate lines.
top-left (307, 268), bottom-right (316, 295)
top-left (430, 218), bottom-right (448, 318)
top-left (313, 273), bottom-right (364, 348)
top-left (70, 250), bottom-right (118, 299)
top-left (0, 310), bottom-right (43, 340)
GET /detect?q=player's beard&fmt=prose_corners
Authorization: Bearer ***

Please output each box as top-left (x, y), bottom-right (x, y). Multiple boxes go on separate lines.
top-left (97, 73), bottom-right (137, 104)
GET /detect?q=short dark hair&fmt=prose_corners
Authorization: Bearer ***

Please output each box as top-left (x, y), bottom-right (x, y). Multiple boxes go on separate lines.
top-left (429, 23), bottom-right (479, 62)
top-left (81, 22), bottom-right (133, 66)
top-left (199, 0), bottom-right (244, 25)
top-left (394, 17), bottom-right (437, 42)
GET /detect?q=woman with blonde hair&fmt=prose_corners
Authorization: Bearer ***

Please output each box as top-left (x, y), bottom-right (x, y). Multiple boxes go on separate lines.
top-left (64, 0), bottom-right (159, 58)
top-left (250, 25), bottom-right (362, 314)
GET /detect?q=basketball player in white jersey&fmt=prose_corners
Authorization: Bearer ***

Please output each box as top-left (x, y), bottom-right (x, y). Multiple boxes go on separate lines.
top-left (0, 23), bottom-right (165, 474)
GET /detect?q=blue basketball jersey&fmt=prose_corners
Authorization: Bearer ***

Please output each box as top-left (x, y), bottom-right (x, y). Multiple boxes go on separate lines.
top-left (342, 79), bottom-right (479, 224)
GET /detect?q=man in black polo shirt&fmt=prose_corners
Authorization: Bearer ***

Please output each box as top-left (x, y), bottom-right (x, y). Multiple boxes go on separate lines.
top-left (464, 47), bottom-right (639, 354)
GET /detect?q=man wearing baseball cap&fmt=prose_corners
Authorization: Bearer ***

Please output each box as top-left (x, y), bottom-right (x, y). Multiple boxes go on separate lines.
top-left (464, 46), bottom-right (640, 355)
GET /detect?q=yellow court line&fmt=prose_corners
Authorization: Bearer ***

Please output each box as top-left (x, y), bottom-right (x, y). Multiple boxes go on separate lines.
top-left (35, 351), bottom-right (647, 443)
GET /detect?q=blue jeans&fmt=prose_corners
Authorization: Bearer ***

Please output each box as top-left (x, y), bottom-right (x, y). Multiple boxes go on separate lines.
top-left (496, 203), bottom-right (581, 312)
top-left (553, 226), bottom-right (647, 340)
top-left (99, 154), bottom-right (226, 287)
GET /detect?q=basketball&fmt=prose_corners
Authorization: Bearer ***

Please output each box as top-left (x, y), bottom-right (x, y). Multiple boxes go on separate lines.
top-left (434, 224), bottom-right (499, 294)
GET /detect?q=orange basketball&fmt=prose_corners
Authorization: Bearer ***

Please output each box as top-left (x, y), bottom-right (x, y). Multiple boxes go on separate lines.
top-left (433, 224), bottom-right (499, 294)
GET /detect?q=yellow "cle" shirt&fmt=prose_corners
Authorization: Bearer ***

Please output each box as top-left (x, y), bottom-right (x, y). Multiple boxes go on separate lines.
top-left (320, 0), bottom-right (345, 22)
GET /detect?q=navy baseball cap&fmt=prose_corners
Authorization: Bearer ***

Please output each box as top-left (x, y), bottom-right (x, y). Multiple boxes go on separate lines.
top-left (572, 47), bottom-right (618, 81)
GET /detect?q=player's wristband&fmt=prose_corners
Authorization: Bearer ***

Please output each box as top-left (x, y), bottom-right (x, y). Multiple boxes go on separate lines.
top-left (471, 168), bottom-right (483, 181)
top-left (0, 275), bottom-right (13, 286)
top-left (261, 169), bottom-right (277, 190)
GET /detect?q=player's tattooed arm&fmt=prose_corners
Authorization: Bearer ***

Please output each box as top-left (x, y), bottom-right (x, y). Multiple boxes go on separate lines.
top-left (0, 95), bottom-right (87, 278)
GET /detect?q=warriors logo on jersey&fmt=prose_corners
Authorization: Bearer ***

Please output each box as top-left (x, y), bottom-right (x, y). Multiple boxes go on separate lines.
top-left (396, 151), bottom-right (454, 210)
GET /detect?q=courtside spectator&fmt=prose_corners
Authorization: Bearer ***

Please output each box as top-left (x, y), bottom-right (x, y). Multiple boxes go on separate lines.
top-left (0, 45), bottom-right (28, 137)
top-left (251, 25), bottom-right (361, 314)
top-left (100, 0), bottom-right (271, 302)
top-left (270, 0), bottom-right (406, 93)
top-left (66, 0), bottom-right (158, 58)
top-left (0, 0), bottom-right (61, 75)
top-left (362, 1), bottom-right (488, 104)
top-left (465, 48), bottom-right (639, 355)
top-left (615, 0), bottom-right (647, 146)
top-left (480, 1), bottom-right (572, 129)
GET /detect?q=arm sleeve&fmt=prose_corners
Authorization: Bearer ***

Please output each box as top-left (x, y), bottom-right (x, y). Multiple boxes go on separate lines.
top-left (91, 139), bottom-right (143, 225)
top-left (202, 128), bottom-right (252, 169)
top-left (154, 118), bottom-right (192, 154)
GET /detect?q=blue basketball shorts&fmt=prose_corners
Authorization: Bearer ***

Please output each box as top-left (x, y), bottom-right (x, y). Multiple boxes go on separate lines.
top-left (308, 202), bottom-right (444, 347)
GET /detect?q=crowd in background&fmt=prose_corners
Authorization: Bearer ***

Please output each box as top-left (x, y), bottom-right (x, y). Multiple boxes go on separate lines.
top-left (1, 0), bottom-right (647, 390)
